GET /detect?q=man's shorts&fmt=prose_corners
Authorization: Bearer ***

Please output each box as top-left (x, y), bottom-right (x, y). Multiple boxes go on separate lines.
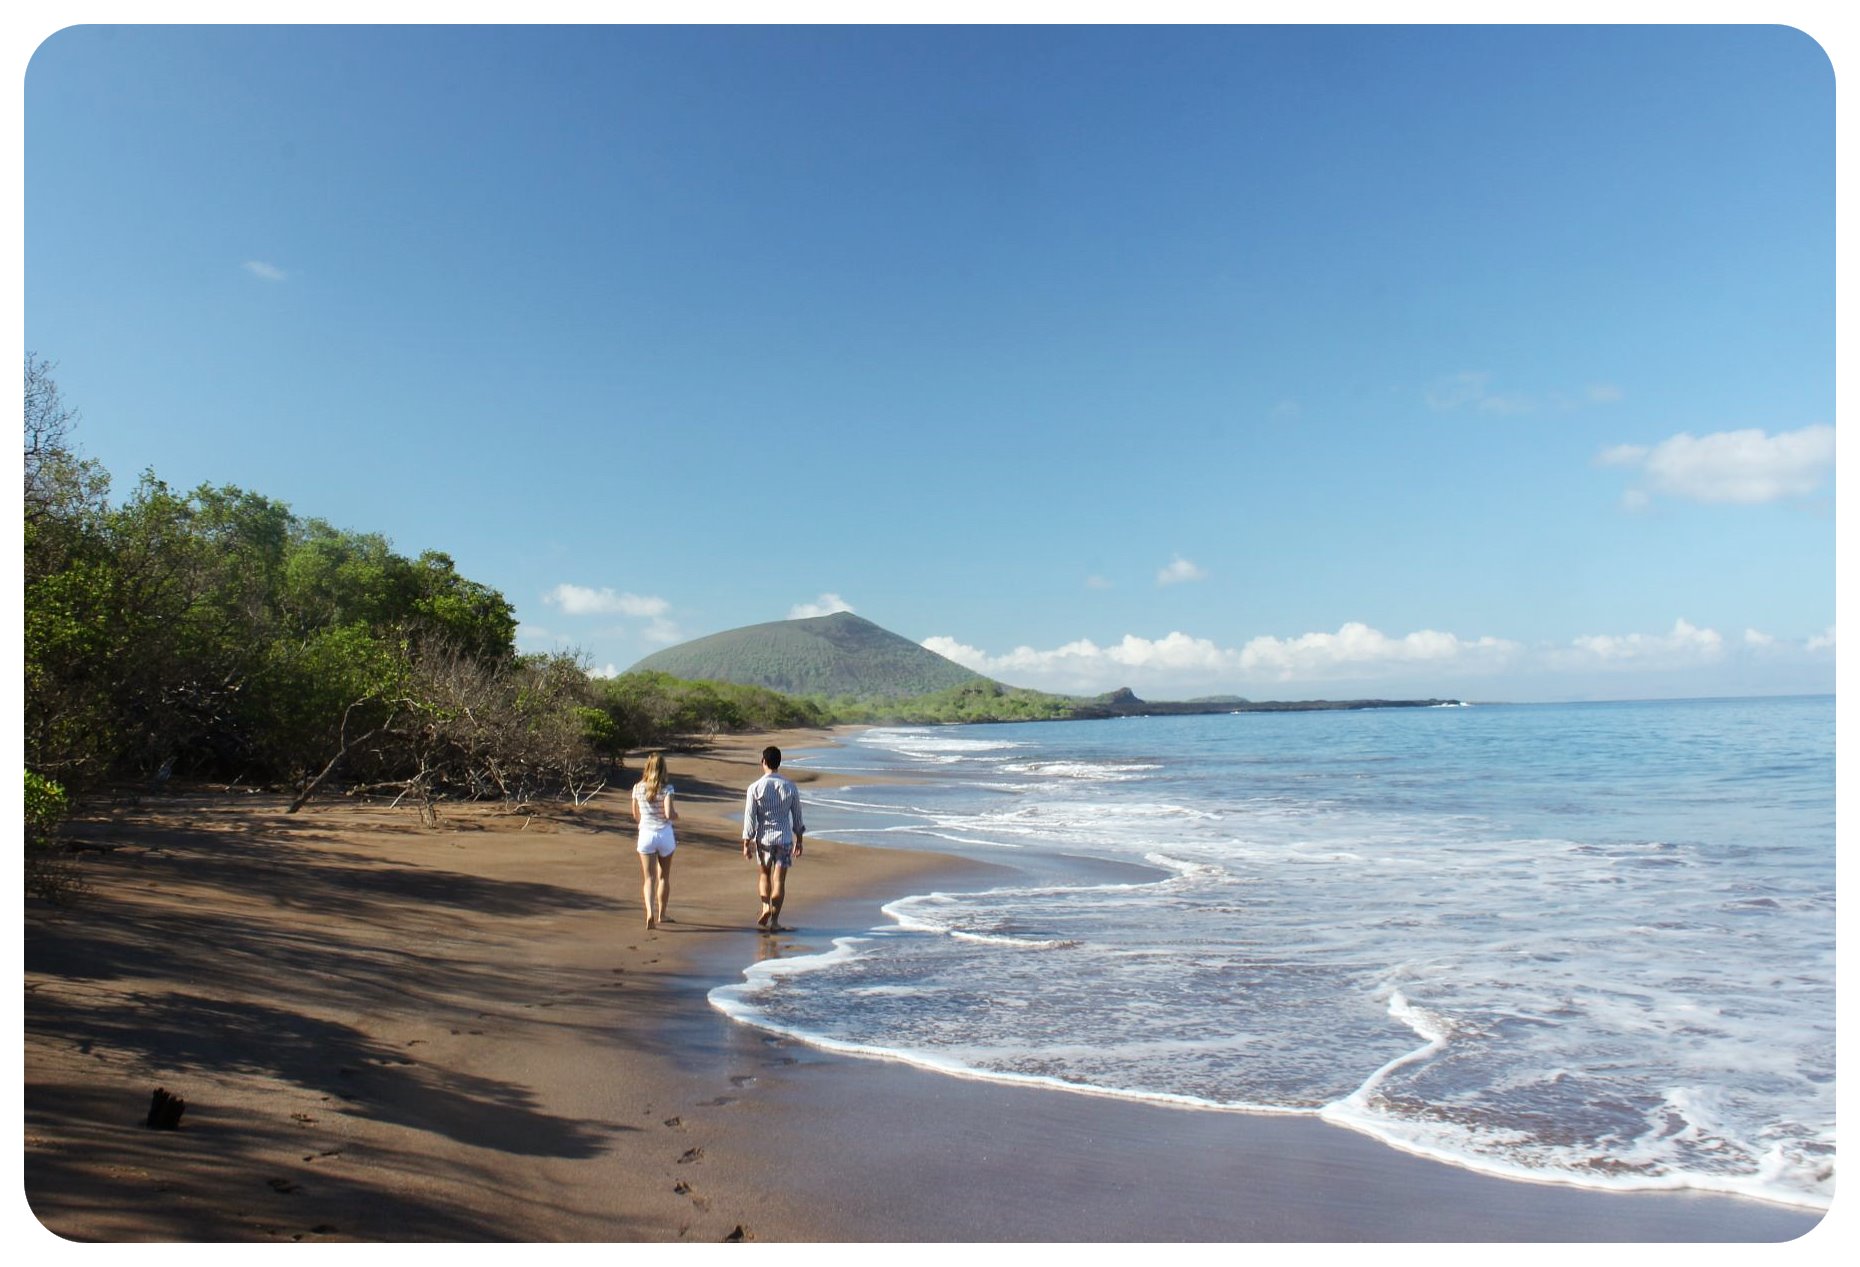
top-left (755, 840), bottom-right (794, 869)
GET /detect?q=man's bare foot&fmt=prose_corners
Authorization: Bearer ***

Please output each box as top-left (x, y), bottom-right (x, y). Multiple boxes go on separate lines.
top-left (755, 907), bottom-right (772, 928)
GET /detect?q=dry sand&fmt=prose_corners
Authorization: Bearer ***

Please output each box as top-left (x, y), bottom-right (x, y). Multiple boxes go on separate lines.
top-left (21, 730), bottom-right (989, 1243)
top-left (18, 727), bottom-right (1836, 1247)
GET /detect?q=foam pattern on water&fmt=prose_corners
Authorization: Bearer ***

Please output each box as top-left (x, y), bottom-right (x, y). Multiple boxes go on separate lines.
top-left (723, 701), bottom-right (1834, 1208)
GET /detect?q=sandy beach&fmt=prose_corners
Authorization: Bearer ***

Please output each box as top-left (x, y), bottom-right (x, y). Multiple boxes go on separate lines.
top-left (19, 728), bottom-right (1832, 1245)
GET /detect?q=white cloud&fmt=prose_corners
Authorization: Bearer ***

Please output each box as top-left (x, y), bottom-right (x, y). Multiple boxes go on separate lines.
top-left (789, 593), bottom-right (855, 619)
top-left (1427, 371), bottom-right (1621, 417)
top-left (1156, 556), bottom-right (1207, 586)
top-left (1598, 426), bottom-right (1834, 504)
top-left (1477, 392), bottom-right (1535, 417)
top-left (1085, 575), bottom-right (1113, 590)
top-left (1425, 370), bottom-right (1491, 411)
top-left (242, 260), bottom-right (287, 282)
top-left (1427, 370), bottom-right (1535, 414)
top-left (642, 617), bottom-right (685, 646)
top-left (545, 583), bottom-right (669, 618)
top-left (1597, 443), bottom-right (1649, 467)
top-left (924, 622), bottom-right (1520, 695)
top-left (587, 663), bottom-right (621, 679)
top-left (515, 622), bottom-right (558, 649)
top-left (1236, 623), bottom-right (1520, 680)
top-left (1553, 618), bottom-right (1725, 670)
top-left (931, 617), bottom-right (1831, 699)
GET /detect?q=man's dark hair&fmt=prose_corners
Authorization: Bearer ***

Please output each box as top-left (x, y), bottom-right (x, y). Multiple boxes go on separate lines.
top-left (761, 746), bottom-right (782, 770)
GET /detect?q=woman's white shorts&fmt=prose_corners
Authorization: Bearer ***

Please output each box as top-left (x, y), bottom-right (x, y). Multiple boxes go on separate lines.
top-left (638, 824), bottom-right (676, 856)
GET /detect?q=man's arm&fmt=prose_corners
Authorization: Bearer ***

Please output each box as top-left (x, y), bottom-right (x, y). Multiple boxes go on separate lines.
top-left (742, 784), bottom-right (758, 857)
top-left (791, 783), bottom-right (804, 856)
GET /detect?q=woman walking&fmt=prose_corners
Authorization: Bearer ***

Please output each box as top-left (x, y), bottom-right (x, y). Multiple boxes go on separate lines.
top-left (631, 752), bottom-right (678, 929)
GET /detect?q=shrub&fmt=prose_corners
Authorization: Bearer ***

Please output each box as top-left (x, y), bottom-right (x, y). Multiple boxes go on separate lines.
top-left (24, 768), bottom-right (84, 904)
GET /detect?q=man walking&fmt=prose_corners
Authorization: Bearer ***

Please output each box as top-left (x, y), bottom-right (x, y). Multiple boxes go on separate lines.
top-left (742, 746), bottom-right (805, 931)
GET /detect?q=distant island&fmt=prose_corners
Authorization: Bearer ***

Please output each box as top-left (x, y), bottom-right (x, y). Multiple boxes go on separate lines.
top-left (629, 613), bottom-right (1461, 724)
top-left (1069, 687), bottom-right (1464, 718)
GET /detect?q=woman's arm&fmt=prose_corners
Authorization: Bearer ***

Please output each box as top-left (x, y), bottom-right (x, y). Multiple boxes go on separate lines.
top-left (663, 791), bottom-right (677, 823)
top-left (630, 789), bottom-right (641, 823)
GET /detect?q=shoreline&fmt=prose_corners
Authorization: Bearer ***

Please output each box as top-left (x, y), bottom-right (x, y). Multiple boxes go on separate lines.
top-left (20, 725), bottom-right (1832, 1243)
top-left (21, 727), bottom-right (998, 1243)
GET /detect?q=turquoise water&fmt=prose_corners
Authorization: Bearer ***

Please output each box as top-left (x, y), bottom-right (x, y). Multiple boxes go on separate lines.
top-left (710, 697), bottom-right (1835, 1208)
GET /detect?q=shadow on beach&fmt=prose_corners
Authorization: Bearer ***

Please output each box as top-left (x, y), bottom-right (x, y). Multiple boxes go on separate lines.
top-left (22, 793), bottom-right (714, 1241)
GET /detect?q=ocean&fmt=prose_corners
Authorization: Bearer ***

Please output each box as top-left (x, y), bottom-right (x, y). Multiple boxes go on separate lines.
top-left (708, 696), bottom-right (1835, 1210)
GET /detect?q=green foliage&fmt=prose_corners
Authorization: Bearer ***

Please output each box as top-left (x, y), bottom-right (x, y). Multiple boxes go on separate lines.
top-left (594, 671), bottom-right (827, 749)
top-left (20, 357), bottom-right (551, 810)
top-left (24, 770), bottom-right (68, 847)
top-left (24, 768), bottom-right (83, 905)
top-left (810, 678), bottom-right (1085, 726)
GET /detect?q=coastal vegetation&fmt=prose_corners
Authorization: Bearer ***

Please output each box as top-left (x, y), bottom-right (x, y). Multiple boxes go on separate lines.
top-left (22, 356), bottom-right (621, 855)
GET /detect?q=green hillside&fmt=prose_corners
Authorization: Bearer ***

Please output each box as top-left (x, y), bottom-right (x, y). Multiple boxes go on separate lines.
top-left (628, 612), bottom-right (987, 699)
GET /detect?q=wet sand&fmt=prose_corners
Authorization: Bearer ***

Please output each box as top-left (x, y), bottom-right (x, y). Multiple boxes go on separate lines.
top-left (18, 727), bottom-right (1833, 1245)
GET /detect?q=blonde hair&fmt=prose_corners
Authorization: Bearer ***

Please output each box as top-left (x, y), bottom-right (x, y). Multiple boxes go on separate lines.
top-left (640, 751), bottom-right (668, 801)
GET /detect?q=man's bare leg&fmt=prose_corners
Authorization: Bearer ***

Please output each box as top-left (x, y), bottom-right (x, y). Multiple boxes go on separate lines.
top-left (764, 864), bottom-right (789, 931)
top-left (756, 865), bottom-right (775, 927)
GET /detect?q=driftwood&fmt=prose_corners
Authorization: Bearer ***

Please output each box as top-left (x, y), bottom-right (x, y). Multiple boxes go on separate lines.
top-left (288, 697), bottom-right (401, 813)
top-left (146, 1087), bottom-right (186, 1130)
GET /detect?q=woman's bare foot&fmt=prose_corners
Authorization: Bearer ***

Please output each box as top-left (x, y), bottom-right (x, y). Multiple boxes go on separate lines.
top-left (646, 913), bottom-right (658, 930)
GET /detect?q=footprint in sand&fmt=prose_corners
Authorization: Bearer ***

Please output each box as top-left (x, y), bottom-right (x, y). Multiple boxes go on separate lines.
top-left (302, 1150), bottom-right (341, 1163)
top-left (266, 1178), bottom-right (300, 1194)
top-left (663, 1117), bottom-right (684, 1130)
top-left (765, 1056), bottom-right (797, 1067)
top-left (290, 1113), bottom-right (316, 1126)
top-left (728, 1075), bottom-right (756, 1088)
top-left (724, 1226), bottom-right (750, 1242)
top-left (697, 1096), bottom-right (735, 1108)
top-left (676, 1147), bottom-right (704, 1165)
top-left (673, 1180), bottom-right (692, 1194)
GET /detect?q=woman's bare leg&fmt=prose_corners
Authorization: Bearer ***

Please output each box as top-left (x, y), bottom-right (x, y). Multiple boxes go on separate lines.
top-left (639, 852), bottom-right (658, 929)
top-left (656, 853), bottom-right (674, 923)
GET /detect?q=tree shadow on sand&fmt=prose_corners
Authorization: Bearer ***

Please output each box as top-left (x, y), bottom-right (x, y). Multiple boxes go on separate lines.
top-left (28, 991), bottom-right (623, 1160)
top-left (25, 1082), bottom-right (659, 1242)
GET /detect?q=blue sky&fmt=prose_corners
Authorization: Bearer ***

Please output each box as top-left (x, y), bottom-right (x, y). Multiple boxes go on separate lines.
top-left (22, 23), bottom-right (1837, 701)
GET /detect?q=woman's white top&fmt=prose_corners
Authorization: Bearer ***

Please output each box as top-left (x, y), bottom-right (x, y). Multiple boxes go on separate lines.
top-left (633, 782), bottom-right (675, 831)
